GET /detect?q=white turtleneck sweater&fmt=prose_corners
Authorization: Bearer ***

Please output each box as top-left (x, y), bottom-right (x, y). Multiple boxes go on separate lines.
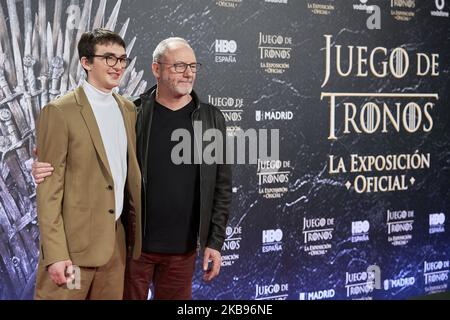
top-left (82, 81), bottom-right (127, 221)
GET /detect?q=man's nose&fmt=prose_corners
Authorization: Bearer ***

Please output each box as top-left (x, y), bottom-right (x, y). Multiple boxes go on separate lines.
top-left (183, 65), bottom-right (194, 76)
top-left (113, 64), bottom-right (124, 71)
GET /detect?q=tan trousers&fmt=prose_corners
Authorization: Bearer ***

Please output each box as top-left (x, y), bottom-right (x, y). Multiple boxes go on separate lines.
top-left (34, 221), bottom-right (126, 300)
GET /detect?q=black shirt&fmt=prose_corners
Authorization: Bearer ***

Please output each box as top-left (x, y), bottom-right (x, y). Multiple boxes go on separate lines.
top-left (142, 99), bottom-right (200, 254)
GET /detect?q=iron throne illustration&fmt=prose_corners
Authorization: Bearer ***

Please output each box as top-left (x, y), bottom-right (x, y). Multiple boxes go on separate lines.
top-left (0, 0), bottom-right (147, 299)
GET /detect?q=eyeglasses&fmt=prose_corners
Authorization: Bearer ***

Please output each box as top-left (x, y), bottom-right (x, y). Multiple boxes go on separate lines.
top-left (91, 55), bottom-right (131, 68)
top-left (157, 62), bottom-right (201, 73)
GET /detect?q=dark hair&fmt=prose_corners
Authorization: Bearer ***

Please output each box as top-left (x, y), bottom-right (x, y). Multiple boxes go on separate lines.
top-left (78, 28), bottom-right (126, 73)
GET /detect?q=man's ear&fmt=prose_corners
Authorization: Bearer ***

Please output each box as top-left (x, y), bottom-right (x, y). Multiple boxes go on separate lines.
top-left (80, 57), bottom-right (92, 72)
top-left (151, 62), bottom-right (160, 80)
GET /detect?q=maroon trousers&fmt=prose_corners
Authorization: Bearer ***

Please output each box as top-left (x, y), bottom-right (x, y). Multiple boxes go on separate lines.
top-left (123, 250), bottom-right (196, 300)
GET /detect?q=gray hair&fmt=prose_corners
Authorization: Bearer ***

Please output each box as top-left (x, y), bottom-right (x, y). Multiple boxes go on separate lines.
top-left (152, 37), bottom-right (192, 62)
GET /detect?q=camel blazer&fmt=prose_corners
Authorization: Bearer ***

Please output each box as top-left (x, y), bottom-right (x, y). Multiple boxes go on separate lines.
top-left (36, 86), bottom-right (141, 268)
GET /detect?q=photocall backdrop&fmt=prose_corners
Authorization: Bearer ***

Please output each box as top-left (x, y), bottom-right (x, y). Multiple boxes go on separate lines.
top-left (0, 0), bottom-right (449, 300)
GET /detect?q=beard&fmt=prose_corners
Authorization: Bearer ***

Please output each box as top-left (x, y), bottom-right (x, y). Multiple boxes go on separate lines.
top-left (172, 80), bottom-right (194, 97)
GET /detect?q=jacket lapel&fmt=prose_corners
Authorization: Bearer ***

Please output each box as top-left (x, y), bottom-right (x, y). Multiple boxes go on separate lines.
top-left (75, 86), bottom-right (113, 180)
top-left (113, 92), bottom-right (134, 158)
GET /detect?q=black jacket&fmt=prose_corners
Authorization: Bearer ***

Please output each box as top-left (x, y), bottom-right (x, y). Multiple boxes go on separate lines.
top-left (133, 85), bottom-right (232, 252)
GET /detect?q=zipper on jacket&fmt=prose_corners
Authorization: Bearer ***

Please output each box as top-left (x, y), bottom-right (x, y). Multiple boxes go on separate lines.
top-left (142, 176), bottom-right (147, 238)
top-left (136, 101), bottom-right (148, 239)
top-left (138, 92), bottom-right (153, 241)
top-left (191, 109), bottom-right (203, 256)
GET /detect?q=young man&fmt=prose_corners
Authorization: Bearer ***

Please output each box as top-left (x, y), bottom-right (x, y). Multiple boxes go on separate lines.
top-left (34, 29), bottom-right (141, 300)
top-left (33, 37), bottom-right (231, 300)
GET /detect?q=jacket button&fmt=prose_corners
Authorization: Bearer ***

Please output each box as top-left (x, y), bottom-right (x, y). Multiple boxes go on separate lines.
top-left (109, 209), bottom-right (115, 214)
top-left (107, 185), bottom-right (113, 190)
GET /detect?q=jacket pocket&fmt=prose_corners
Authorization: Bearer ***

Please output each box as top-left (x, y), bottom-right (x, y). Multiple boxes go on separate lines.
top-left (63, 207), bottom-right (91, 253)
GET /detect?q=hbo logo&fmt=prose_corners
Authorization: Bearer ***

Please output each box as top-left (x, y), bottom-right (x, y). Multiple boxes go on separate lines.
top-left (352, 220), bottom-right (370, 234)
top-left (262, 229), bottom-right (283, 243)
top-left (430, 213), bottom-right (445, 226)
top-left (215, 40), bottom-right (237, 53)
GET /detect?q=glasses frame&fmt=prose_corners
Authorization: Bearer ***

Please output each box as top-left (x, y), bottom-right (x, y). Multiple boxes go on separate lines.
top-left (90, 55), bottom-right (131, 68)
top-left (157, 62), bottom-right (202, 73)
